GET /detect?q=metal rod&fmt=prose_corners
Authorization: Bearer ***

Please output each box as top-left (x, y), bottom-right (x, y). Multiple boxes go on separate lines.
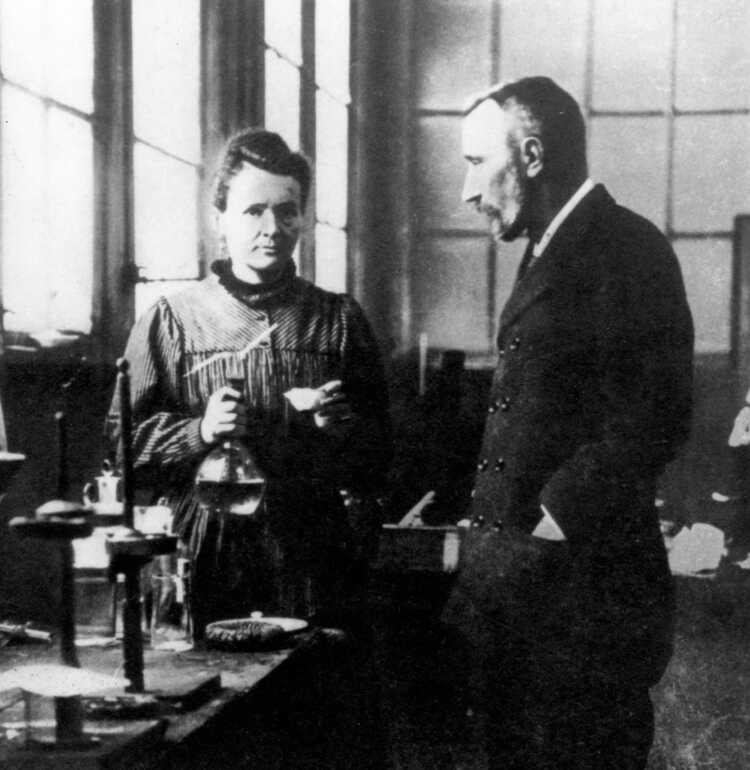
top-left (123, 570), bottom-right (144, 692)
top-left (115, 357), bottom-right (145, 692)
top-left (55, 411), bottom-right (68, 499)
top-left (59, 541), bottom-right (80, 668)
top-left (116, 358), bottom-right (135, 529)
top-left (55, 696), bottom-right (84, 744)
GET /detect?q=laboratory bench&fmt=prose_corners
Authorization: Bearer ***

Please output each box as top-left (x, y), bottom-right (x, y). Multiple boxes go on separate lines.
top-left (0, 628), bottom-right (368, 769)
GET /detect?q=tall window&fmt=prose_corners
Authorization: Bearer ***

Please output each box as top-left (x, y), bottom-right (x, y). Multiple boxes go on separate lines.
top-left (314, 0), bottom-right (351, 293)
top-left (264, 0), bottom-right (351, 292)
top-left (264, 0), bottom-right (302, 148)
top-left (0, 0), bottom-right (94, 335)
top-left (131, 0), bottom-right (202, 317)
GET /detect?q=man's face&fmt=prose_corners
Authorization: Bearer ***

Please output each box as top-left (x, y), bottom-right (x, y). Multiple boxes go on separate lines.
top-left (219, 163), bottom-right (302, 283)
top-left (462, 99), bottom-right (529, 243)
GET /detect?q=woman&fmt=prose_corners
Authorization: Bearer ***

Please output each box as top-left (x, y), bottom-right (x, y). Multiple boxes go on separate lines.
top-left (108, 129), bottom-right (391, 637)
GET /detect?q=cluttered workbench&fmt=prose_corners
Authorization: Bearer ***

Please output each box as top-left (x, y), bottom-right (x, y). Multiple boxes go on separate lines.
top-left (0, 630), bottom-right (331, 769)
top-left (0, 360), bottom-right (375, 770)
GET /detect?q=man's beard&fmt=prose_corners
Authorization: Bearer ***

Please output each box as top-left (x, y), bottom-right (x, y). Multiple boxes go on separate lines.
top-left (486, 198), bottom-right (528, 244)
top-left (485, 170), bottom-right (529, 245)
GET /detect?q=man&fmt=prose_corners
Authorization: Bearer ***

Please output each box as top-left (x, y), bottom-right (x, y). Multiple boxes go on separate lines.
top-left (443, 77), bottom-right (693, 769)
top-left (107, 128), bottom-right (391, 637)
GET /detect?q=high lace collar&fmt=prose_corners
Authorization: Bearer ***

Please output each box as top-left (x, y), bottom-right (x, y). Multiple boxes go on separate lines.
top-left (211, 258), bottom-right (297, 307)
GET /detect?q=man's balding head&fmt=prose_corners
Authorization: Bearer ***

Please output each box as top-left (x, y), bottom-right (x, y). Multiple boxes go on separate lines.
top-left (466, 77), bottom-right (588, 185)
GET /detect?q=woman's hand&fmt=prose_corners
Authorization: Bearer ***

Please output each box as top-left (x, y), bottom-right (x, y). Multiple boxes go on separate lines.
top-left (313, 381), bottom-right (354, 434)
top-left (200, 386), bottom-right (247, 443)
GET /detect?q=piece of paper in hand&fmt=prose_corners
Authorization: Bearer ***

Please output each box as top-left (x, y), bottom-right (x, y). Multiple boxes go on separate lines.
top-left (284, 380), bottom-right (342, 412)
top-left (284, 388), bottom-right (325, 412)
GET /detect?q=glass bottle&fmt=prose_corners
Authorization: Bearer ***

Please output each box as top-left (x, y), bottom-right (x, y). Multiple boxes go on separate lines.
top-left (194, 376), bottom-right (266, 516)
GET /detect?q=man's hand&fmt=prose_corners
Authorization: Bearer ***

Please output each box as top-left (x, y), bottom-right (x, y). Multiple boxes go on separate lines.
top-left (200, 386), bottom-right (247, 444)
top-left (313, 381), bottom-right (354, 434)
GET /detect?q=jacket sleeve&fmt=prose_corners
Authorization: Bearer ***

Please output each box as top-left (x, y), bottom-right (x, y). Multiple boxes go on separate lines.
top-left (106, 299), bottom-right (205, 473)
top-left (539, 233), bottom-right (694, 544)
top-left (334, 295), bottom-right (393, 494)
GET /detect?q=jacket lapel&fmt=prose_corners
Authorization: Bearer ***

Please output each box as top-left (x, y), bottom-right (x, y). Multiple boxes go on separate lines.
top-left (498, 245), bottom-right (556, 338)
top-left (497, 184), bottom-right (609, 340)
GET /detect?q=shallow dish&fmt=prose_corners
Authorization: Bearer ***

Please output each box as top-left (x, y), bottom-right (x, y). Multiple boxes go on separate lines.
top-left (204, 614), bottom-right (308, 651)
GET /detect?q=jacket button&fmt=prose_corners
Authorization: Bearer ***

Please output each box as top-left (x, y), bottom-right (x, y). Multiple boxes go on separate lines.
top-left (509, 336), bottom-right (521, 351)
top-left (472, 515), bottom-right (485, 528)
top-left (488, 401), bottom-right (499, 414)
top-left (477, 458), bottom-right (489, 472)
top-left (492, 519), bottom-right (503, 531)
top-left (500, 397), bottom-right (510, 412)
top-left (499, 348), bottom-right (505, 358)
top-left (493, 457), bottom-right (505, 472)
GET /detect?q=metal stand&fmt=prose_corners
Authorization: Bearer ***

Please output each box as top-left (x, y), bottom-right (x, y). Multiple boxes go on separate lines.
top-left (106, 359), bottom-right (176, 693)
top-left (9, 499), bottom-right (96, 747)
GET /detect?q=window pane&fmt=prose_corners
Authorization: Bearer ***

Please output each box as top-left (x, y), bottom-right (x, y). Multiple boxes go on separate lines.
top-left (675, 238), bottom-right (732, 354)
top-left (1, 86), bottom-right (46, 332)
top-left (591, 0), bottom-right (671, 111)
top-left (414, 235), bottom-right (490, 352)
top-left (47, 108), bottom-right (93, 332)
top-left (46, 0), bottom-right (94, 113)
top-left (315, 0), bottom-right (350, 103)
top-left (264, 0), bottom-right (302, 65)
top-left (672, 115), bottom-right (750, 232)
top-left (0, 0), bottom-right (93, 114)
top-left (315, 224), bottom-right (347, 293)
top-left (135, 280), bottom-right (194, 321)
top-left (500, 0), bottom-right (588, 106)
top-left (0, 0), bottom-right (44, 94)
top-left (134, 143), bottom-right (200, 280)
top-left (414, 0), bottom-right (493, 111)
top-left (315, 90), bottom-right (348, 228)
top-left (589, 117), bottom-right (668, 231)
top-left (132, 0), bottom-right (201, 162)
top-left (675, 0), bottom-right (750, 111)
top-left (265, 50), bottom-right (300, 148)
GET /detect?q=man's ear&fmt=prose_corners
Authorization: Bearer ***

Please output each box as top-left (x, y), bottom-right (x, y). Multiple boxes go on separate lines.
top-left (521, 136), bottom-right (544, 179)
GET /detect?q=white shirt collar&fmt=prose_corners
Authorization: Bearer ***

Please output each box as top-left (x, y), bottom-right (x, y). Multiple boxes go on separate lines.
top-left (531, 178), bottom-right (595, 259)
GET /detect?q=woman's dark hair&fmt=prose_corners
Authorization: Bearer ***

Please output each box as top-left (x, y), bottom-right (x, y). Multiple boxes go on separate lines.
top-left (212, 128), bottom-right (312, 212)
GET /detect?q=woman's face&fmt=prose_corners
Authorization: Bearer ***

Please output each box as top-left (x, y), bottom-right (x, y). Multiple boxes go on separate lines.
top-left (219, 162), bottom-right (302, 284)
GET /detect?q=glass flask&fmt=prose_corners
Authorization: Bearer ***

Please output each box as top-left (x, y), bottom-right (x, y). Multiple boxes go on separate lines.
top-left (194, 376), bottom-right (266, 516)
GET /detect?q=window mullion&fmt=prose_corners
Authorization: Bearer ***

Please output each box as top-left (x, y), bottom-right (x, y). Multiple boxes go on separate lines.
top-left (299, 0), bottom-right (316, 282)
top-left (92, 0), bottom-right (135, 361)
top-left (346, 0), bottom-right (357, 296)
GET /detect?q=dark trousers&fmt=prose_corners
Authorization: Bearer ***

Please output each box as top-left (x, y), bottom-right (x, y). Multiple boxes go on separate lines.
top-left (443, 527), bottom-right (671, 770)
top-left (460, 640), bottom-right (655, 770)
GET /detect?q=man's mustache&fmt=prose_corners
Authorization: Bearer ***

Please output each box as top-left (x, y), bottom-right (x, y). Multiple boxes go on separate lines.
top-left (480, 204), bottom-right (502, 219)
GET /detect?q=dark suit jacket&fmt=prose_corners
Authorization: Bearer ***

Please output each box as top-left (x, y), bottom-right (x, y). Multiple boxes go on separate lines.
top-left (446, 184), bottom-right (694, 687)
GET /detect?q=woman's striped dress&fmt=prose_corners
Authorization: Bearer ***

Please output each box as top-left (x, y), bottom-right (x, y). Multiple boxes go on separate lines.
top-left (107, 260), bottom-right (391, 632)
